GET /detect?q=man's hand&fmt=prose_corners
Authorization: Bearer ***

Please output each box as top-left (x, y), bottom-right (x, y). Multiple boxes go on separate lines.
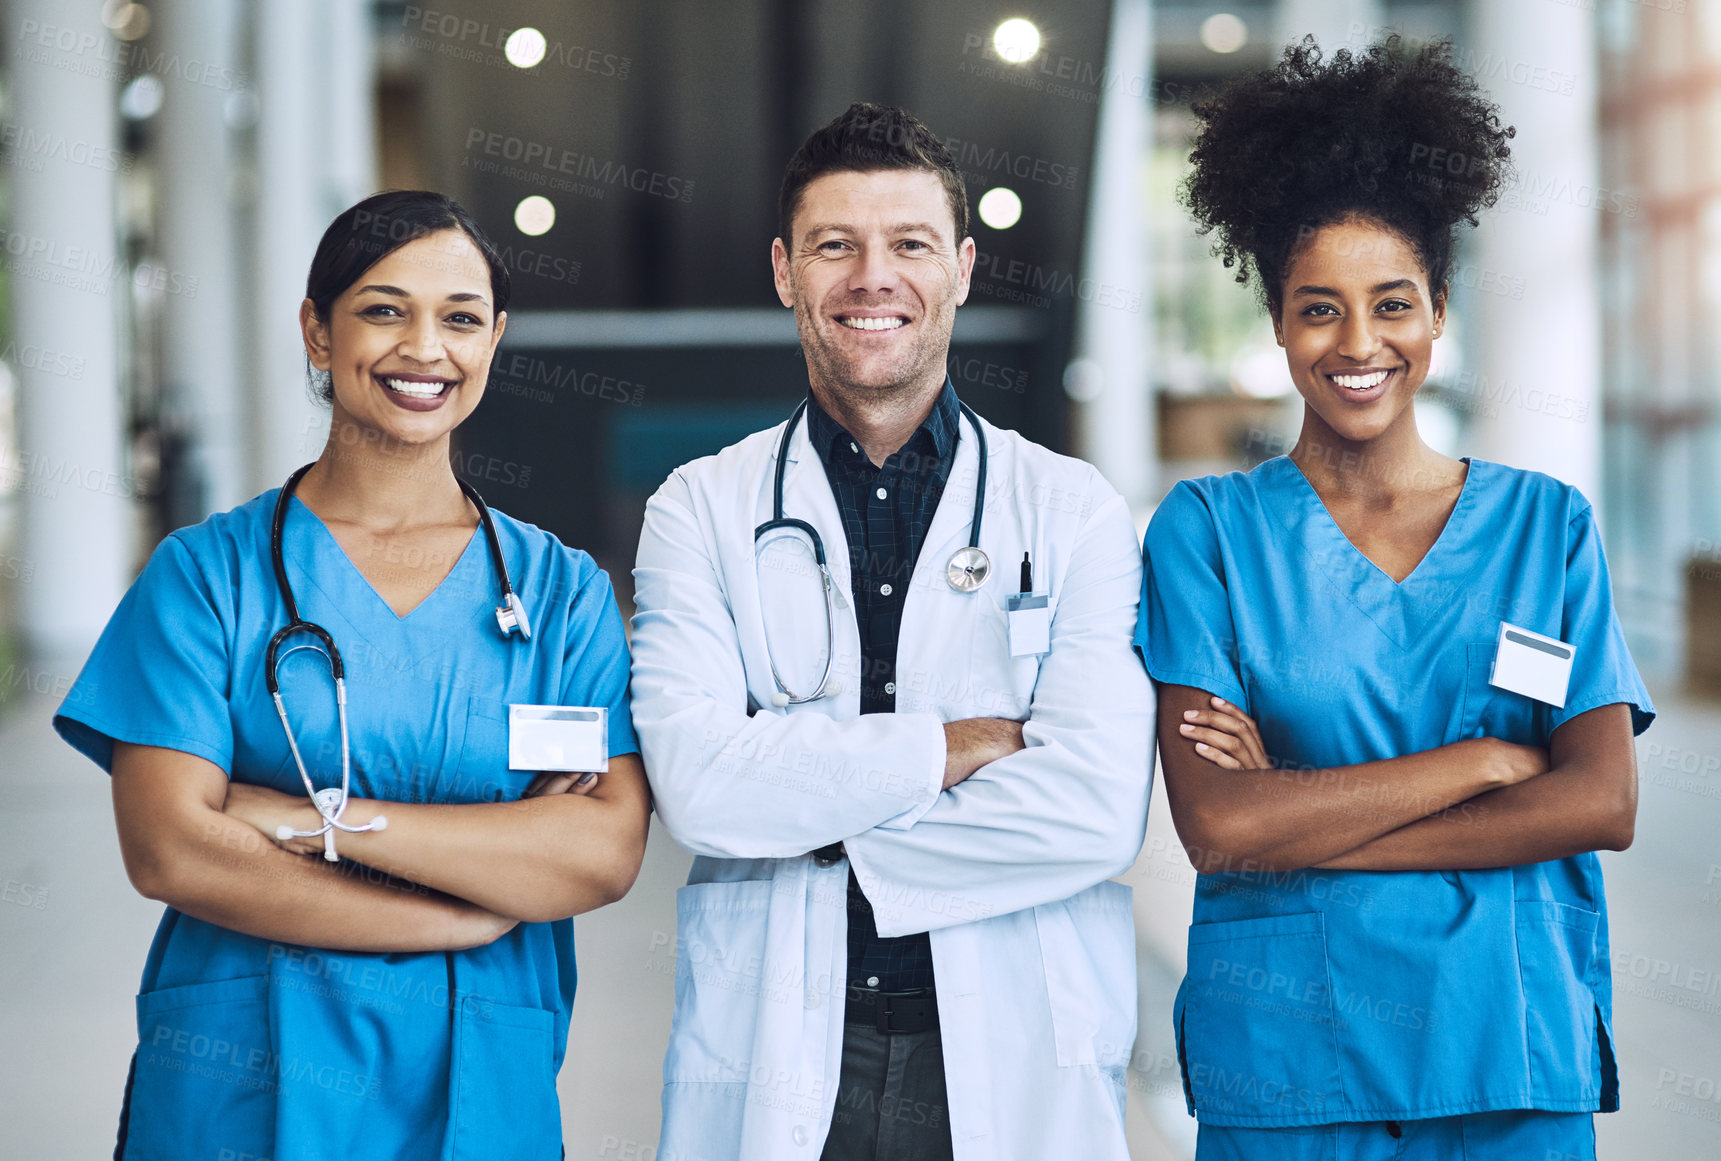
top-left (942, 718), bottom-right (1026, 790)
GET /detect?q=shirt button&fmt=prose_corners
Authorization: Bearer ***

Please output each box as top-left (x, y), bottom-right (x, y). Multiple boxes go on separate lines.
top-left (875, 487), bottom-right (887, 500)
top-left (792, 1125), bottom-right (809, 1146)
top-left (884, 682), bottom-right (895, 695)
top-left (879, 583), bottom-right (893, 596)
top-left (850, 441), bottom-right (859, 453)
top-left (867, 976), bottom-right (880, 987)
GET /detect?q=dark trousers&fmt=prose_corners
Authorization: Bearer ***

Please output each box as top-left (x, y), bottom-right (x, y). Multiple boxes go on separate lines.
top-left (819, 1021), bottom-right (954, 1161)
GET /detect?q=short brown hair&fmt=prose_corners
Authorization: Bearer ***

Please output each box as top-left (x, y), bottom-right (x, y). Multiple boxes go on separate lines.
top-left (777, 102), bottom-right (969, 246)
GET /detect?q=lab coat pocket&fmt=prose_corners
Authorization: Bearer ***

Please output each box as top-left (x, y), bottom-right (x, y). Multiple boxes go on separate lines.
top-left (449, 996), bottom-right (561, 1161)
top-left (1180, 912), bottom-right (1344, 1122)
top-left (1034, 880), bottom-right (1137, 1068)
top-left (1516, 901), bottom-right (1607, 1101)
top-left (666, 879), bottom-right (774, 1083)
top-left (130, 974), bottom-right (274, 1159)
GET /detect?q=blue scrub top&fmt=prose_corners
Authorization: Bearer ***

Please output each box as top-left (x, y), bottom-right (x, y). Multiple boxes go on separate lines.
top-left (55, 488), bottom-right (638, 1161)
top-left (1138, 456), bottom-right (1653, 1128)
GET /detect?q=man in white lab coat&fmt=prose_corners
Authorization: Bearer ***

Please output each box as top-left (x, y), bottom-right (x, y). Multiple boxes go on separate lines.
top-left (630, 102), bottom-right (1153, 1161)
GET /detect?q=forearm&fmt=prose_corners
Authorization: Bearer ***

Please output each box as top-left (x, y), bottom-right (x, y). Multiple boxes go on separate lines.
top-left (300, 786), bottom-right (644, 923)
top-left (846, 720), bottom-right (1152, 936)
top-left (255, 756), bottom-right (650, 923)
top-left (151, 809), bottom-right (504, 952)
top-left (1172, 737), bottom-right (1525, 872)
top-left (1317, 707), bottom-right (1639, 870)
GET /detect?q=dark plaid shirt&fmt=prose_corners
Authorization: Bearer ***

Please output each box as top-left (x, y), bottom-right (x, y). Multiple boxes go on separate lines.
top-left (806, 380), bottom-right (960, 993)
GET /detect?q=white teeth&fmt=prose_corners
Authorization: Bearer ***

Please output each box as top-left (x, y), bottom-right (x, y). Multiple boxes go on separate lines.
top-left (1332, 370), bottom-right (1390, 391)
top-left (383, 377), bottom-right (448, 398)
top-left (839, 316), bottom-right (906, 331)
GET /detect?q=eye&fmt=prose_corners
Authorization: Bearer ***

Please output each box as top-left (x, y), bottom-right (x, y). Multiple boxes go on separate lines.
top-left (899, 239), bottom-right (929, 252)
top-left (1377, 299), bottom-right (1413, 314)
top-left (1300, 303), bottom-right (1339, 318)
top-left (360, 303), bottom-right (403, 319)
top-left (816, 239), bottom-right (851, 254)
top-left (446, 312), bottom-right (485, 327)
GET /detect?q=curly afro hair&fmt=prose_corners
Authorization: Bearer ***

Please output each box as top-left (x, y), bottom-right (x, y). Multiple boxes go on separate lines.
top-left (1183, 36), bottom-right (1514, 314)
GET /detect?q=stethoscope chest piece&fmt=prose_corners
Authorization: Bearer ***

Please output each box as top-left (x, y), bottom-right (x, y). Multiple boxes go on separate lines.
top-left (946, 546), bottom-right (992, 593)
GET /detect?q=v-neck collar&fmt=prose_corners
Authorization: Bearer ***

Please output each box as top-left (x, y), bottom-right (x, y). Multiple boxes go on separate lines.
top-left (287, 493), bottom-right (486, 625)
top-left (1268, 455), bottom-right (1483, 649)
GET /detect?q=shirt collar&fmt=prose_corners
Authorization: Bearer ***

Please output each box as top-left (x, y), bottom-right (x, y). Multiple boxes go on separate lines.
top-left (805, 378), bottom-right (961, 468)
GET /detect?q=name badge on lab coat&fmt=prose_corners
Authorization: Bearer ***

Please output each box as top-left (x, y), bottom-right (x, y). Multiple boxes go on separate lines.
top-left (508, 705), bottom-right (608, 772)
top-left (1488, 622), bottom-right (1574, 708)
top-left (1006, 593), bottom-right (1051, 657)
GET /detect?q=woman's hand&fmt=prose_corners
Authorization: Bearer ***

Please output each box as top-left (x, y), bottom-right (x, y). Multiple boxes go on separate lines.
top-left (522, 770), bottom-right (601, 798)
top-left (222, 781), bottom-right (327, 856)
top-left (1179, 696), bottom-right (1271, 771)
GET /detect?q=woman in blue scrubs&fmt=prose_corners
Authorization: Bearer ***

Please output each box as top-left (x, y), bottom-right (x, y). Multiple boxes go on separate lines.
top-left (1140, 41), bottom-right (1654, 1160)
top-left (55, 190), bottom-right (650, 1159)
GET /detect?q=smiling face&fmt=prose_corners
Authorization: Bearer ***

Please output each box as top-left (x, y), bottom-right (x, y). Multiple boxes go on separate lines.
top-left (1273, 216), bottom-right (1445, 444)
top-left (300, 228), bottom-right (506, 449)
top-left (772, 168), bottom-right (974, 403)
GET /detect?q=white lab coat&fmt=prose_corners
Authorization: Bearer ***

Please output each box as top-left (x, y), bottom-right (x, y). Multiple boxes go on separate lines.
top-left (630, 408), bottom-right (1153, 1161)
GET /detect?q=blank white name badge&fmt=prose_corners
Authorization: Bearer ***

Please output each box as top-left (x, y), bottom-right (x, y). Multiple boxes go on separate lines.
top-left (1006, 593), bottom-right (1052, 658)
top-left (508, 705), bottom-right (608, 773)
top-left (1488, 623), bottom-right (1575, 708)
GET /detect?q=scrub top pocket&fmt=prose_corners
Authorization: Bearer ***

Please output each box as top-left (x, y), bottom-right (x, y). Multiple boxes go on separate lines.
top-left (449, 996), bottom-right (562, 1161)
top-left (450, 695), bottom-right (520, 802)
top-left (1516, 901), bottom-right (1611, 1106)
top-left (129, 974), bottom-right (273, 1160)
top-left (1178, 912), bottom-right (1344, 1125)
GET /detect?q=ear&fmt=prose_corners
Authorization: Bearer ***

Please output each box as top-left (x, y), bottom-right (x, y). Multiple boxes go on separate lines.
top-left (489, 310), bottom-right (508, 355)
top-left (1432, 283), bottom-right (1448, 338)
top-left (1269, 304), bottom-right (1285, 347)
top-left (771, 237), bottom-right (794, 308)
top-left (953, 236), bottom-right (976, 307)
top-left (300, 299), bottom-right (332, 371)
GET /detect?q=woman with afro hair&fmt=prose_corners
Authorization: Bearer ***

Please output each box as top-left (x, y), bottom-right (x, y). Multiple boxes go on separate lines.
top-left (1136, 38), bottom-right (1654, 1161)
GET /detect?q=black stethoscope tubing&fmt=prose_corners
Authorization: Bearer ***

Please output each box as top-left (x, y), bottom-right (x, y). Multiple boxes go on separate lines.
top-left (754, 397), bottom-right (989, 565)
top-left (265, 461), bottom-right (524, 692)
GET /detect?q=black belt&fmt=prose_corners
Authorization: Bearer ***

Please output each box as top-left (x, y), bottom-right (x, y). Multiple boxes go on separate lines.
top-left (845, 985), bottom-right (939, 1035)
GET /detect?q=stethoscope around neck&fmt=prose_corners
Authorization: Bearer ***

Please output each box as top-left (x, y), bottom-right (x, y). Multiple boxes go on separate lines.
top-left (264, 461), bottom-right (530, 860)
top-left (753, 398), bottom-right (991, 707)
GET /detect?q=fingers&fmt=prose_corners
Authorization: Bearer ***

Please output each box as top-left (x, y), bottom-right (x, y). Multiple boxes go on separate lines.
top-left (1192, 740), bottom-right (1242, 770)
top-left (1183, 698), bottom-right (1270, 767)
top-left (521, 772), bottom-right (601, 798)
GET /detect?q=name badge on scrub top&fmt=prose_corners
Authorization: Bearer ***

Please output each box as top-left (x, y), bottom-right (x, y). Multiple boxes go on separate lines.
top-left (1488, 622), bottom-right (1575, 708)
top-left (1006, 593), bottom-right (1051, 658)
top-left (508, 705), bottom-right (608, 772)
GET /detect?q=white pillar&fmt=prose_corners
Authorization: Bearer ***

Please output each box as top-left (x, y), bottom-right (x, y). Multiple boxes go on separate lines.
top-left (5, 1), bottom-right (129, 660)
top-left (156, 0), bottom-right (245, 516)
top-left (249, 0), bottom-right (350, 491)
top-left (1276, 0), bottom-right (1386, 55)
top-left (320, 0), bottom-right (378, 211)
top-left (1068, 0), bottom-right (1154, 510)
top-left (1465, 2), bottom-right (1602, 499)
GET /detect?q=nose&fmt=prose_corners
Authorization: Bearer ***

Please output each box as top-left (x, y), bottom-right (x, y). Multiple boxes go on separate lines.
top-left (395, 313), bottom-right (446, 364)
top-left (1335, 311), bottom-right (1383, 363)
top-left (849, 242), bottom-right (901, 296)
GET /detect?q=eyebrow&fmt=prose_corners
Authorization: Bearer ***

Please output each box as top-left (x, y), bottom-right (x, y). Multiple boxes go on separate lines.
top-left (802, 222), bottom-right (947, 241)
top-left (354, 283), bottom-right (490, 305)
top-left (1291, 278), bottom-right (1421, 298)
